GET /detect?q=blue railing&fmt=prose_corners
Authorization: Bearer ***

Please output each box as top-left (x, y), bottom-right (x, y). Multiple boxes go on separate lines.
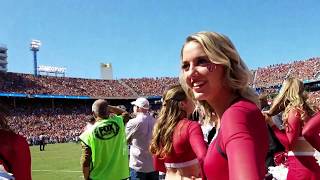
top-left (0, 92), bottom-right (90, 99)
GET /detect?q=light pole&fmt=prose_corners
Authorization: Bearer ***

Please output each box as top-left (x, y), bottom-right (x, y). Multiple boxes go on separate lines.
top-left (30, 40), bottom-right (41, 76)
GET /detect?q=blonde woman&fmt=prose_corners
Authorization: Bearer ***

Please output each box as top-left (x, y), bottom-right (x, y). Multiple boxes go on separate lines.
top-left (180, 31), bottom-right (268, 180)
top-left (266, 77), bottom-right (320, 179)
top-left (149, 84), bottom-right (207, 179)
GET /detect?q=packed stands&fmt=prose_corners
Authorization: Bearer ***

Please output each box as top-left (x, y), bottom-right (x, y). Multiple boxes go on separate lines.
top-left (1, 57), bottom-right (319, 97)
top-left (0, 72), bottom-right (135, 98)
top-left (253, 57), bottom-right (320, 87)
top-left (120, 77), bottom-right (178, 96)
top-left (308, 91), bottom-right (320, 109)
top-left (6, 103), bottom-right (90, 145)
top-left (1, 57), bottom-right (320, 143)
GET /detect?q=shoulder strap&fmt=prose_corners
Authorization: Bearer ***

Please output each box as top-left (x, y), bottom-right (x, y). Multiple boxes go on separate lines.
top-left (214, 131), bottom-right (228, 160)
top-left (213, 96), bottom-right (242, 159)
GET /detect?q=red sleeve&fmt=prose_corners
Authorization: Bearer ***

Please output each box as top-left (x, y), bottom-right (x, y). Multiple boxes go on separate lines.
top-left (271, 125), bottom-right (289, 149)
top-left (13, 136), bottom-right (32, 180)
top-left (153, 155), bottom-right (166, 173)
top-left (271, 109), bottom-right (302, 150)
top-left (285, 109), bottom-right (301, 149)
top-left (303, 112), bottom-right (320, 151)
top-left (222, 108), bottom-right (268, 180)
top-left (188, 122), bottom-right (207, 178)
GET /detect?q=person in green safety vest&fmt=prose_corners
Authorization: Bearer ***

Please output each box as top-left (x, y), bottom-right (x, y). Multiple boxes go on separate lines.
top-left (80, 99), bottom-right (130, 180)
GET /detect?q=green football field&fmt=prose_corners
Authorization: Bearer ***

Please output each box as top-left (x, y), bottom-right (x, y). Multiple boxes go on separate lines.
top-left (30, 143), bottom-right (83, 180)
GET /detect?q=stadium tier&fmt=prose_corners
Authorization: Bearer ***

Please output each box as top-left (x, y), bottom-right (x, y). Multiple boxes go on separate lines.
top-left (1, 57), bottom-right (320, 143)
top-left (1, 57), bottom-right (320, 98)
top-left (0, 72), bottom-right (138, 98)
top-left (253, 57), bottom-right (320, 87)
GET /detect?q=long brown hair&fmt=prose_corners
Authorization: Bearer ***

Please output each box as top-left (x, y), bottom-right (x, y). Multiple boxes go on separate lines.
top-left (149, 84), bottom-right (188, 158)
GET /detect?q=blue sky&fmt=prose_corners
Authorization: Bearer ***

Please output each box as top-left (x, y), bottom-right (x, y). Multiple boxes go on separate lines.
top-left (1, 0), bottom-right (319, 79)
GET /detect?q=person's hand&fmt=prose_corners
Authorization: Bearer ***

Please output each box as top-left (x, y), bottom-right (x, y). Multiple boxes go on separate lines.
top-left (189, 176), bottom-right (202, 180)
top-left (262, 111), bottom-right (274, 126)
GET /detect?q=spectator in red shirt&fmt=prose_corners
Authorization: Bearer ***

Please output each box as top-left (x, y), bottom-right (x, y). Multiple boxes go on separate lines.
top-left (0, 103), bottom-right (32, 180)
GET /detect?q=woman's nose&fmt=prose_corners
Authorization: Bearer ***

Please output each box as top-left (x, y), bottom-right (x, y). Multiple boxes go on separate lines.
top-left (187, 64), bottom-right (199, 78)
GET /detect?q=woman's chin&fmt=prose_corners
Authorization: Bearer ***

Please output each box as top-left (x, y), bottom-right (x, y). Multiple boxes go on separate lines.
top-left (193, 92), bottom-right (207, 101)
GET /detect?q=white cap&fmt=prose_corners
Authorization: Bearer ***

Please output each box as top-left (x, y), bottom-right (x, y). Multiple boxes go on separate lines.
top-left (131, 97), bottom-right (149, 110)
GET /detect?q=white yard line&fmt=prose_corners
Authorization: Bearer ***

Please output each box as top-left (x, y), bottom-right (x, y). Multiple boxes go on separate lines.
top-left (32, 169), bottom-right (81, 173)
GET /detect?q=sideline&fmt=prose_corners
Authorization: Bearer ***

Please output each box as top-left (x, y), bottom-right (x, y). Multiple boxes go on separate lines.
top-left (32, 169), bottom-right (81, 173)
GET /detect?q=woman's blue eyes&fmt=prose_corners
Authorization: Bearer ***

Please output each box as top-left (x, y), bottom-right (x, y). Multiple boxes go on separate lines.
top-left (181, 64), bottom-right (189, 70)
top-left (182, 58), bottom-right (210, 70)
top-left (198, 58), bottom-right (210, 65)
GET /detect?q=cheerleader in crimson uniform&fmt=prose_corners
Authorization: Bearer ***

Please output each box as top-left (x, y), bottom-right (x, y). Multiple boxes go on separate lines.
top-left (180, 31), bottom-right (268, 180)
top-left (266, 77), bottom-right (320, 180)
top-left (150, 85), bottom-right (207, 179)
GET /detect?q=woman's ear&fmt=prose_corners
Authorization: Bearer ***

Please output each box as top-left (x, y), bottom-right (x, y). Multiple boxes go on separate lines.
top-left (179, 101), bottom-right (185, 110)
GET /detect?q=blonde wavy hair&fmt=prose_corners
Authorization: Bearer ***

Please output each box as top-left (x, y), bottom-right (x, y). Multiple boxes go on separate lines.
top-left (149, 84), bottom-right (188, 158)
top-left (179, 31), bottom-right (258, 117)
top-left (268, 77), bottom-right (316, 125)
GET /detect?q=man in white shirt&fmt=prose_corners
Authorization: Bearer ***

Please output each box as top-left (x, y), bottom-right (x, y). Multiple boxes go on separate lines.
top-left (126, 97), bottom-right (158, 180)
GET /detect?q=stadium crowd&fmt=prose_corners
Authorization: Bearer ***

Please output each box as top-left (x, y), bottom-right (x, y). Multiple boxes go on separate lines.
top-left (120, 77), bottom-right (178, 96)
top-left (0, 73), bottom-right (135, 97)
top-left (1, 57), bottom-right (320, 145)
top-left (308, 91), bottom-right (320, 107)
top-left (0, 57), bottom-right (319, 98)
top-left (7, 104), bottom-right (90, 145)
top-left (253, 57), bottom-right (320, 87)
top-left (1, 29), bottom-right (320, 179)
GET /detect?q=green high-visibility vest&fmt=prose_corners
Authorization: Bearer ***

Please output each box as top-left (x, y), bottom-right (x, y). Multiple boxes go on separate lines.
top-left (80, 115), bottom-right (129, 180)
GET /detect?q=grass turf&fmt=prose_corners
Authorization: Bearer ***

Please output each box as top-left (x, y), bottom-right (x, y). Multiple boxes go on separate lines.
top-left (30, 143), bottom-right (82, 180)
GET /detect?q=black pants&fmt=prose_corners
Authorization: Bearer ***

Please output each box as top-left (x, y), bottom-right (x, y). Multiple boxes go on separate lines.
top-left (39, 141), bottom-right (45, 151)
top-left (129, 168), bottom-right (159, 180)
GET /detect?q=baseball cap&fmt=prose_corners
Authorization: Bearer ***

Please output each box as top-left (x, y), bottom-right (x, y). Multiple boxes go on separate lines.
top-left (131, 97), bottom-right (149, 110)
